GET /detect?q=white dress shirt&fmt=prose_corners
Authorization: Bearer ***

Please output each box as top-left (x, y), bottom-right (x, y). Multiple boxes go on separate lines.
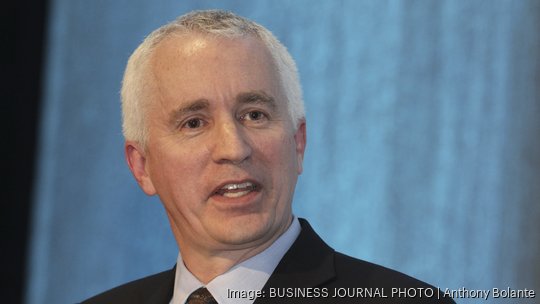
top-left (170, 217), bottom-right (301, 304)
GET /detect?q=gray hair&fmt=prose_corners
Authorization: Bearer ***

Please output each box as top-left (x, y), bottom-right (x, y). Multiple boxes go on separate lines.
top-left (121, 10), bottom-right (304, 145)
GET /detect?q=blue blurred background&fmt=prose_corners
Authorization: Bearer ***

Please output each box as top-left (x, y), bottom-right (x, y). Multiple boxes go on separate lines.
top-left (21, 0), bottom-right (540, 303)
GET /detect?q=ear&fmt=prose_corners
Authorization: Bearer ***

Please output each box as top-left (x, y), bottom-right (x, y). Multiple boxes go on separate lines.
top-left (294, 120), bottom-right (307, 175)
top-left (125, 141), bottom-right (157, 195)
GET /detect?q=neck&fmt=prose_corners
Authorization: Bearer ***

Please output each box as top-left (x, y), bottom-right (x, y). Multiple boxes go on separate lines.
top-left (170, 217), bottom-right (292, 284)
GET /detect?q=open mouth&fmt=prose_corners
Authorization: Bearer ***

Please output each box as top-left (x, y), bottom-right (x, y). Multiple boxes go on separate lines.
top-left (212, 181), bottom-right (261, 198)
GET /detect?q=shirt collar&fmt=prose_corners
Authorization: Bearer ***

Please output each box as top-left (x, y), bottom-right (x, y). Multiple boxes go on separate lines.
top-left (170, 216), bottom-right (301, 304)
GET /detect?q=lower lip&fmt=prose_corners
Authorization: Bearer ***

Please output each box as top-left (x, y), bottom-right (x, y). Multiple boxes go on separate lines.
top-left (210, 189), bottom-right (261, 209)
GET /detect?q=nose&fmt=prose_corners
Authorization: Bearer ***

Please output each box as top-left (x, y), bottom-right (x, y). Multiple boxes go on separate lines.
top-left (211, 119), bottom-right (252, 164)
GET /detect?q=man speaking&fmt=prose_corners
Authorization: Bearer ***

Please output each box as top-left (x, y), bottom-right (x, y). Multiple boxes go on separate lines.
top-left (83, 10), bottom-right (455, 304)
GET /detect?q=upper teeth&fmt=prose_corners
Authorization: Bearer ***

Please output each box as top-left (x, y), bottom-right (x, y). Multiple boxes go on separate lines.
top-left (222, 182), bottom-right (253, 190)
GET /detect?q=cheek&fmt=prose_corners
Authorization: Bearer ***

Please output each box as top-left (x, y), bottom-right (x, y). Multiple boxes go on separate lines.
top-left (255, 132), bottom-right (298, 171)
top-left (148, 145), bottom-right (208, 197)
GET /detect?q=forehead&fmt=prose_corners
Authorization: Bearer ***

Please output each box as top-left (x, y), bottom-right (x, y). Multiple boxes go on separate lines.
top-left (147, 33), bottom-right (283, 107)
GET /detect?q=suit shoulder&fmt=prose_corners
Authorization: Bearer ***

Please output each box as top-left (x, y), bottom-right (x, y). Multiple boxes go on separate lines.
top-left (81, 267), bottom-right (175, 304)
top-left (330, 252), bottom-right (455, 303)
top-left (332, 252), bottom-right (426, 287)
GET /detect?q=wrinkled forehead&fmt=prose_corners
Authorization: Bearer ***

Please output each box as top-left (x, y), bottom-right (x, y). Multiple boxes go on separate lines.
top-left (150, 33), bottom-right (279, 76)
top-left (146, 33), bottom-right (287, 111)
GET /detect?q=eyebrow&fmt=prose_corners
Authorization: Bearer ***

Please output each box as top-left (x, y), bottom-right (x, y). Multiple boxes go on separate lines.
top-left (168, 99), bottom-right (209, 126)
top-left (236, 90), bottom-right (277, 110)
top-left (167, 91), bottom-right (277, 125)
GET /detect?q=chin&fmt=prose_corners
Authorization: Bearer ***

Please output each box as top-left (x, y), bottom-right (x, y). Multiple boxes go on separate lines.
top-left (208, 213), bottom-right (278, 246)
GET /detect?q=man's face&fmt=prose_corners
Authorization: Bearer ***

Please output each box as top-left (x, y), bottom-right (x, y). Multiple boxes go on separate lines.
top-left (128, 34), bottom-right (306, 253)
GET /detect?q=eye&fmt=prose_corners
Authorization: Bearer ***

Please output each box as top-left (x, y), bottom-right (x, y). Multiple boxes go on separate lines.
top-left (182, 118), bottom-right (205, 129)
top-left (241, 110), bottom-right (267, 121)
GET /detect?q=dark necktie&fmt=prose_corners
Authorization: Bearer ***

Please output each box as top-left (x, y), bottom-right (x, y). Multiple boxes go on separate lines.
top-left (186, 287), bottom-right (218, 304)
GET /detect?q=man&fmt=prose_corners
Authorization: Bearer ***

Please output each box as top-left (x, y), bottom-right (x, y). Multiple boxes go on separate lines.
top-left (83, 10), bottom-right (455, 304)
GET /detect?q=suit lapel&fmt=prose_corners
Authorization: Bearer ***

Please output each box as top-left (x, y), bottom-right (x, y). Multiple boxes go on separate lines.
top-left (146, 265), bottom-right (176, 304)
top-left (254, 219), bottom-right (336, 303)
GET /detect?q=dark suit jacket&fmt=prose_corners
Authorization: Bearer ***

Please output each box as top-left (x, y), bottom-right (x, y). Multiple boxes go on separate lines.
top-left (82, 219), bottom-right (455, 303)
